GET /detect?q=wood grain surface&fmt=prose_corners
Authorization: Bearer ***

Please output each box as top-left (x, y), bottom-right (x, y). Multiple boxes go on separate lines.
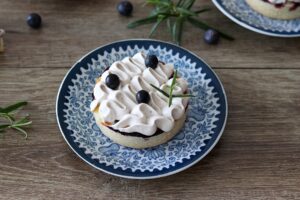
top-left (0, 0), bottom-right (300, 200)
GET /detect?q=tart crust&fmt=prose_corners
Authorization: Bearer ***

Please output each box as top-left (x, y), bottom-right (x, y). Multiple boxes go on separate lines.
top-left (94, 110), bottom-right (187, 149)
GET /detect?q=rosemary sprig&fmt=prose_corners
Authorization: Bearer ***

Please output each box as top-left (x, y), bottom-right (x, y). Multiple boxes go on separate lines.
top-left (150, 83), bottom-right (169, 97)
top-left (127, 0), bottom-right (234, 45)
top-left (0, 101), bottom-right (32, 139)
top-left (150, 69), bottom-right (195, 107)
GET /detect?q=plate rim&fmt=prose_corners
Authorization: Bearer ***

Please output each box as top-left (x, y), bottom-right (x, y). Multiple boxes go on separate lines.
top-left (56, 38), bottom-right (228, 179)
top-left (212, 0), bottom-right (300, 37)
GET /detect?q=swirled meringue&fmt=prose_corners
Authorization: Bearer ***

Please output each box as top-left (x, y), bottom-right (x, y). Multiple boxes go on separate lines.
top-left (90, 52), bottom-right (189, 136)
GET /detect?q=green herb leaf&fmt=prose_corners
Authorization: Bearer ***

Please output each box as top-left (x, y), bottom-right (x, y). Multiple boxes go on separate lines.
top-left (173, 94), bottom-right (196, 97)
top-left (0, 124), bottom-right (10, 129)
top-left (11, 127), bottom-right (28, 139)
top-left (1, 101), bottom-right (27, 114)
top-left (14, 116), bottom-right (29, 124)
top-left (188, 17), bottom-right (234, 40)
top-left (183, 0), bottom-right (196, 9)
top-left (168, 70), bottom-right (178, 106)
top-left (176, 7), bottom-right (197, 16)
top-left (150, 5), bottom-right (170, 16)
top-left (13, 117), bottom-right (32, 127)
top-left (150, 84), bottom-right (170, 97)
top-left (127, 15), bottom-right (158, 29)
top-left (0, 101), bottom-right (31, 139)
top-left (0, 113), bottom-right (15, 122)
top-left (177, 0), bottom-right (184, 6)
top-left (194, 8), bottom-right (211, 14)
top-left (173, 17), bottom-right (184, 45)
top-left (146, 0), bottom-right (170, 7)
top-left (149, 15), bottom-right (167, 37)
top-left (166, 18), bottom-right (172, 35)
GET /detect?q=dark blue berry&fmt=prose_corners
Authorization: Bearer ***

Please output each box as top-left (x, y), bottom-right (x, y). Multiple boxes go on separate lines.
top-left (105, 74), bottom-right (120, 90)
top-left (204, 29), bottom-right (219, 44)
top-left (136, 90), bottom-right (150, 104)
top-left (145, 55), bottom-right (158, 69)
top-left (117, 1), bottom-right (133, 16)
top-left (27, 13), bottom-right (42, 29)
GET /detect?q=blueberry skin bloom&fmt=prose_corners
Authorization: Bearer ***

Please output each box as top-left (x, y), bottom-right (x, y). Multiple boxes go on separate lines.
top-left (204, 29), bottom-right (220, 45)
top-left (27, 13), bottom-right (42, 29)
top-left (117, 1), bottom-right (133, 16)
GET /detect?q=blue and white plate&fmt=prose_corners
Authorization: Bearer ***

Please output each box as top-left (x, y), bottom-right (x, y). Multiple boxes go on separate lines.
top-left (213, 0), bottom-right (300, 37)
top-left (56, 39), bottom-right (227, 179)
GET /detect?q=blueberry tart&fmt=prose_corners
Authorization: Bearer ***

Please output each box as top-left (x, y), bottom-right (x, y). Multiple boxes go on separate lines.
top-left (90, 52), bottom-right (190, 149)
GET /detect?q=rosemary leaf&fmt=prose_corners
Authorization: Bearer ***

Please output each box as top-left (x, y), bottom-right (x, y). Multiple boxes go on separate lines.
top-left (188, 17), bottom-right (234, 40)
top-left (194, 8), bottom-right (211, 14)
top-left (173, 17), bottom-right (184, 45)
top-left (146, 0), bottom-right (170, 7)
top-left (14, 116), bottom-right (30, 124)
top-left (128, 15), bottom-right (158, 29)
top-left (1, 101), bottom-right (27, 114)
top-left (0, 124), bottom-right (10, 129)
top-left (12, 127), bottom-right (28, 139)
top-left (13, 118), bottom-right (32, 127)
top-left (0, 113), bottom-right (15, 122)
top-left (173, 94), bottom-right (196, 97)
top-left (149, 15), bottom-right (167, 37)
top-left (166, 18), bottom-right (172, 35)
top-left (183, 0), bottom-right (196, 9)
top-left (151, 5), bottom-right (169, 16)
top-left (172, 19), bottom-right (176, 42)
top-left (177, 0), bottom-right (183, 6)
top-left (176, 7), bottom-right (197, 16)
top-left (150, 84), bottom-right (170, 97)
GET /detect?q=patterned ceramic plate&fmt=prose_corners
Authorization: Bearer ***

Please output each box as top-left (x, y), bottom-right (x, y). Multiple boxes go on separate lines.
top-left (56, 39), bottom-right (227, 179)
top-left (213, 0), bottom-right (300, 37)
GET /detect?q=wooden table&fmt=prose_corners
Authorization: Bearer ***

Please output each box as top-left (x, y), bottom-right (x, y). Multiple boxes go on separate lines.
top-left (1, 0), bottom-right (300, 199)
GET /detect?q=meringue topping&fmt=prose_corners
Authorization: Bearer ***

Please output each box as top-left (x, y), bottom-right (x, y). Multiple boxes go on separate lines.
top-left (90, 52), bottom-right (189, 136)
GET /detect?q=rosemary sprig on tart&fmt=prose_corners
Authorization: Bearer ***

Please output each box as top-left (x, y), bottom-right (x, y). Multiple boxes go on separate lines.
top-left (151, 69), bottom-right (195, 106)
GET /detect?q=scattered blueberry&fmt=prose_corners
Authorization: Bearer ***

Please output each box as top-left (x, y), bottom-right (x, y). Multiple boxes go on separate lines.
top-left (136, 90), bottom-right (150, 104)
top-left (117, 1), bottom-right (133, 16)
top-left (105, 74), bottom-right (120, 90)
top-left (145, 55), bottom-right (158, 69)
top-left (27, 13), bottom-right (42, 29)
top-left (204, 29), bottom-right (220, 45)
